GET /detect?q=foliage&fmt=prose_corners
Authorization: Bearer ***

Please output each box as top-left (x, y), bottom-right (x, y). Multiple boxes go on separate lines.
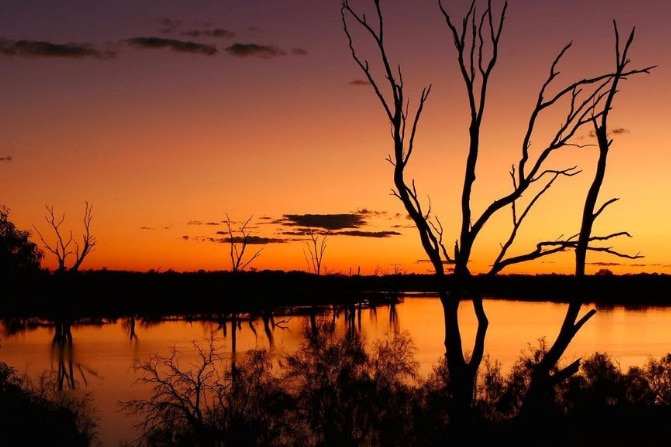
top-left (119, 326), bottom-right (671, 447)
top-left (0, 205), bottom-right (43, 274)
top-left (282, 322), bottom-right (420, 447)
top-left (0, 361), bottom-right (99, 446)
top-left (120, 335), bottom-right (292, 447)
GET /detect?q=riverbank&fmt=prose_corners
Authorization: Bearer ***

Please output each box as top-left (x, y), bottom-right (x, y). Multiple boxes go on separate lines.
top-left (4, 270), bottom-right (671, 319)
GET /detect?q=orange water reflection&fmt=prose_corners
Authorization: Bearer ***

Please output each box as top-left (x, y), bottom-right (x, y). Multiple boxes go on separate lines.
top-left (2, 296), bottom-right (671, 446)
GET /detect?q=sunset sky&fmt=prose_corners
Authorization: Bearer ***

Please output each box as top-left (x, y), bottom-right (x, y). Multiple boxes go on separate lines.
top-left (1, 0), bottom-right (669, 276)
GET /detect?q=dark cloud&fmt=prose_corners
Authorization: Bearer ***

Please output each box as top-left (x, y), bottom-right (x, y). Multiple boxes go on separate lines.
top-left (337, 230), bottom-right (401, 238)
top-left (206, 235), bottom-right (286, 245)
top-left (283, 227), bottom-right (400, 239)
top-left (281, 213), bottom-right (366, 230)
top-left (157, 18), bottom-right (181, 34)
top-left (291, 48), bottom-right (308, 55)
top-left (0, 155), bottom-right (12, 162)
top-left (187, 220), bottom-right (221, 226)
top-left (281, 229), bottom-right (329, 237)
top-left (140, 226), bottom-right (171, 230)
top-left (225, 43), bottom-right (286, 58)
top-left (0, 39), bottom-right (115, 59)
top-left (357, 208), bottom-right (386, 217)
top-left (125, 37), bottom-right (217, 55)
top-left (349, 79), bottom-right (370, 86)
top-left (182, 28), bottom-right (236, 39)
top-left (587, 128), bottom-right (630, 138)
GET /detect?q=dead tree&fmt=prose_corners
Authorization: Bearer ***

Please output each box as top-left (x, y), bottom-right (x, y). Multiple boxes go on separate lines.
top-left (224, 214), bottom-right (262, 272)
top-left (519, 23), bottom-right (653, 420)
top-left (341, 0), bottom-right (652, 431)
top-left (303, 228), bottom-right (328, 275)
top-left (33, 201), bottom-right (96, 273)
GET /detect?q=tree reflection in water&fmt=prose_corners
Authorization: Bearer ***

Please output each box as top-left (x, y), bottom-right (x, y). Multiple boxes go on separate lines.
top-left (50, 320), bottom-right (100, 391)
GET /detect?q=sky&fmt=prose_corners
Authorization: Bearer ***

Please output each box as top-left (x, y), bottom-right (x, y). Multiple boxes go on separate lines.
top-left (1, 0), bottom-right (670, 276)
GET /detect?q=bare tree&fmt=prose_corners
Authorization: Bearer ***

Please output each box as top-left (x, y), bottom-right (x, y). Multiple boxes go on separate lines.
top-left (33, 201), bottom-right (96, 273)
top-left (224, 214), bottom-right (262, 273)
top-left (341, 0), bottom-right (653, 431)
top-left (520, 23), bottom-right (653, 419)
top-left (303, 228), bottom-right (328, 275)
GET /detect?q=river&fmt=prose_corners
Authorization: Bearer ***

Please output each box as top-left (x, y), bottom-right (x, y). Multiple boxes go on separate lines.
top-left (2, 295), bottom-right (671, 446)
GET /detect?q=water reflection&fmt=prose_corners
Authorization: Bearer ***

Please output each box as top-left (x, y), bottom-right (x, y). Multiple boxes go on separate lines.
top-left (3, 297), bottom-right (671, 446)
top-left (51, 320), bottom-right (75, 390)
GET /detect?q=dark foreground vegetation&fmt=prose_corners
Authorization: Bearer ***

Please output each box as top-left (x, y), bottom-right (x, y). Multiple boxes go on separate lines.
top-left (0, 361), bottom-right (99, 446)
top-left (8, 320), bottom-right (667, 447)
top-left (5, 269), bottom-right (671, 319)
top-left (120, 325), bottom-right (671, 446)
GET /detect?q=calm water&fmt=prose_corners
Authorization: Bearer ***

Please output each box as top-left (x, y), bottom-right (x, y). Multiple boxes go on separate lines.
top-left (2, 295), bottom-right (671, 446)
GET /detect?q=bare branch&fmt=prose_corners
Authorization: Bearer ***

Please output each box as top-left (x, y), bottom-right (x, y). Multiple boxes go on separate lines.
top-left (33, 202), bottom-right (96, 272)
top-left (224, 214), bottom-right (262, 272)
top-left (342, 0), bottom-right (442, 274)
top-left (71, 201), bottom-right (96, 272)
top-left (303, 228), bottom-right (328, 275)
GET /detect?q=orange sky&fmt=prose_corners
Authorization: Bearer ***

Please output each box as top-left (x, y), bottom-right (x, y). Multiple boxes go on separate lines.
top-left (1, 0), bottom-right (670, 276)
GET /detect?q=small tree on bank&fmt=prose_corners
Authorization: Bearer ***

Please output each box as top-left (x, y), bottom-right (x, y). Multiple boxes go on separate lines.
top-left (341, 0), bottom-right (653, 433)
top-left (0, 205), bottom-right (43, 274)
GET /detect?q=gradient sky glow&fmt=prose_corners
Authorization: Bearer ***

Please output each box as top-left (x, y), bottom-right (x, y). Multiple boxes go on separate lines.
top-left (2, 0), bottom-right (670, 275)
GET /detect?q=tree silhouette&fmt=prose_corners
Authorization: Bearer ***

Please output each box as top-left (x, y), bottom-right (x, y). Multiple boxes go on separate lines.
top-left (224, 214), bottom-right (262, 273)
top-left (0, 205), bottom-right (43, 274)
top-left (341, 0), bottom-right (653, 433)
top-left (33, 201), bottom-right (96, 273)
top-left (519, 23), bottom-right (653, 420)
top-left (303, 228), bottom-right (328, 275)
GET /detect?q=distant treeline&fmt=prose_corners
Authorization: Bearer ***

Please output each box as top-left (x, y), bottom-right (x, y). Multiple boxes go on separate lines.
top-left (4, 269), bottom-right (671, 319)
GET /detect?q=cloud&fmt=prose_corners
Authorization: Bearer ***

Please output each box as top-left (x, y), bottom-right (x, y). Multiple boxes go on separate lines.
top-left (156, 18), bottom-right (182, 34)
top-left (205, 235), bottom-right (286, 245)
top-left (337, 230), bottom-right (401, 238)
top-left (587, 127), bottom-right (630, 138)
top-left (0, 155), bottom-right (12, 162)
top-left (291, 48), bottom-right (308, 55)
top-left (588, 261), bottom-right (624, 267)
top-left (0, 39), bottom-right (115, 59)
top-left (280, 213), bottom-right (366, 230)
top-left (224, 43), bottom-right (286, 58)
top-left (349, 79), bottom-right (370, 86)
top-left (182, 28), bottom-right (236, 39)
top-left (187, 220), bottom-right (223, 226)
top-left (283, 228), bottom-right (399, 238)
top-left (125, 37), bottom-right (217, 55)
top-left (140, 226), bottom-right (171, 230)
top-left (356, 208), bottom-right (386, 217)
